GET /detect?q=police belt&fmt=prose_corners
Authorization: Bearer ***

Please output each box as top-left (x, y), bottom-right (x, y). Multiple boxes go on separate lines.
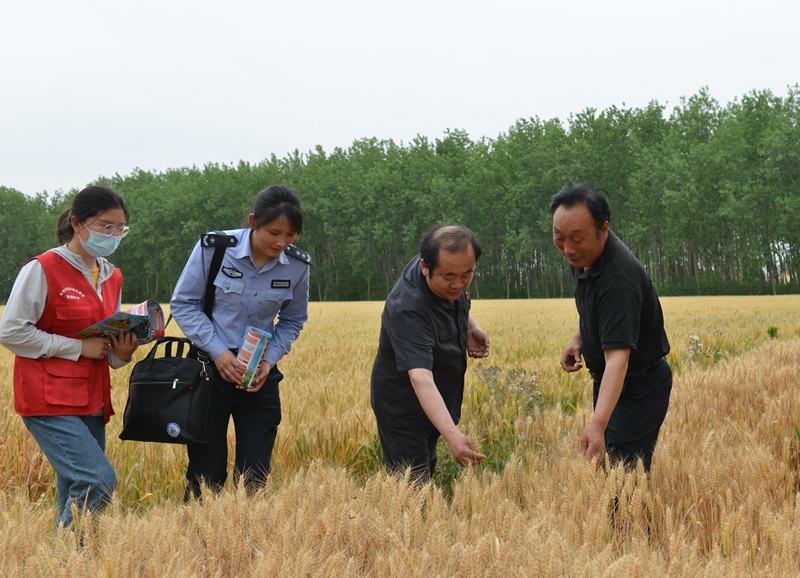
top-left (589, 357), bottom-right (665, 382)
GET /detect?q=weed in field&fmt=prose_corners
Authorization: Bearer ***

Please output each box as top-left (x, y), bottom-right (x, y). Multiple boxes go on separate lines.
top-left (431, 437), bottom-right (462, 501)
top-left (348, 431), bottom-right (384, 481)
top-left (768, 326), bottom-right (779, 339)
top-left (686, 334), bottom-right (703, 359)
top-left (685, 329), bottom-right (725, 368)
top-left (466, 362), bottom-right (550, 477)
top-left (473, 362), bottom-right (543, 412)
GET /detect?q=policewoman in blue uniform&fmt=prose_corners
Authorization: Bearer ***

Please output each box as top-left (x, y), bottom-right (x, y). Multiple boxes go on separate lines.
top-left (170, 185), bottom-right (311, 499)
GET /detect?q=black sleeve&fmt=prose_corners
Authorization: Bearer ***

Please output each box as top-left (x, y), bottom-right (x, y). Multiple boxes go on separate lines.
top-left (597, 273), bottom-right (642, 351)
top-left (388, 307), bottom-right (435, 372)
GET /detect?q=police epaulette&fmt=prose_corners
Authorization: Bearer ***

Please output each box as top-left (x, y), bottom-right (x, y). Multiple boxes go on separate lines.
top-left (284, 244), bottom-right (312, 265)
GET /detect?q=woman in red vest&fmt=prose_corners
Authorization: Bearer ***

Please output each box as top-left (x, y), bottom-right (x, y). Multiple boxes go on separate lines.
top-left (0, 185), bottom-right (138, 529)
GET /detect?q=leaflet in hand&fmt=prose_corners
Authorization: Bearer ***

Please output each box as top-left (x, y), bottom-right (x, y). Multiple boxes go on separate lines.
top-left (77, 299), bottom-right (166, 344)
top-left (236, 326), bottom-right (272, 389)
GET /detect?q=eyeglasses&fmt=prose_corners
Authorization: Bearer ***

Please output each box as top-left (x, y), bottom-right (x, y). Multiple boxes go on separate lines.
top-left (84, 221), bottom-right (131, 238)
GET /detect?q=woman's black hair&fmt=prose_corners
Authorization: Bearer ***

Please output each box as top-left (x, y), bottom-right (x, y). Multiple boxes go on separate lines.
top-left (251, 185), bottom-right (305, 234)
top-left (55, 185), bottom-right (129, 244)
top-left (549, 184), bottom-right (611, 233)
top-left (419, 225), bottom-right (482, 273)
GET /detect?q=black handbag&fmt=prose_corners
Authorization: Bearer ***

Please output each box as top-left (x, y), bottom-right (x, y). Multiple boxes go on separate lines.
top-left (118, 231), bottom-right (238, 444)
top-left (118, 337), bottom-right (213, 444)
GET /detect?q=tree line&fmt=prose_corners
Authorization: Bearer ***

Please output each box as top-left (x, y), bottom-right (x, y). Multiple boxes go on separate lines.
top-left (1, 86), bottom-right (798, 304)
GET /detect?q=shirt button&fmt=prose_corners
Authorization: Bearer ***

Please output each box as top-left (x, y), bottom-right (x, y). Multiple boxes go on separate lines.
top-left (225, 285), bottom-right (230, 290)
top-left (247, 314), bottom-right (252, 318)
top-left (253, 292), bottom-right (257, 296)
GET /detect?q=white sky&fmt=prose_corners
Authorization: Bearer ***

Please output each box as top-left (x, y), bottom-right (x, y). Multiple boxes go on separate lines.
top-left (1, 0), bottom-right (797, 196)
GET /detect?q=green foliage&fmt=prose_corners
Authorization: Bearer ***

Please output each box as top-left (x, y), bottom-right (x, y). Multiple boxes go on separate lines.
top-left (0, 187), bottom-right (65, 301)
top-left (348, 432), bottom-right (384, 481)
top-left (768, 326), bottom-right (779, 339)
top-left (2, 86), bottom-right (800, 302)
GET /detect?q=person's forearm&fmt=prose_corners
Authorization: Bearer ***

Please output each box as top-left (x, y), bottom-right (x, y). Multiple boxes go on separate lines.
top-left (408, 369), bottom-right (460, 441)
top-left (571, 324), bottom-right (581, 344)
top-left (591, 349), bottom-right (629, 430)
top-left (467, 312), bottom-right (479, 331)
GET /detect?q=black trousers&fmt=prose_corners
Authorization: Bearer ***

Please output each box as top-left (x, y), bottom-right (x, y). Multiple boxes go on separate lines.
top-left (593, 359), bottom-right (672, 472)
top-left (376, 419), bottom-right (441, 484)
top-left (185, 364), bottom-right (283, 500)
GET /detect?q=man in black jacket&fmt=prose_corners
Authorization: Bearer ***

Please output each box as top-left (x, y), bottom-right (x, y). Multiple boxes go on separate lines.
top-left (551, 185), bottom-right (672, 471)
top-left (371, 225), bottom-right (490, 482)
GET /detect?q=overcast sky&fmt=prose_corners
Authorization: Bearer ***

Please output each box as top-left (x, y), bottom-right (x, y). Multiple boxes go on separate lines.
top-left (1, 0), bottom-right (797, 196)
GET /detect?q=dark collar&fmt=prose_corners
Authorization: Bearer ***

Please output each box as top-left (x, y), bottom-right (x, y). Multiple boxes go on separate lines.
top-left (420, 273), bottom-right (457, 309)
top-left (579, 230), bottom-right (619, 279)
top-left (411, 257), bottom-right (457, 310)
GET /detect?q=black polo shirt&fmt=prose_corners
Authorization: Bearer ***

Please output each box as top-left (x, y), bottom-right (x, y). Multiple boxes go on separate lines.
top-left (573, 231), bottom-right (670, 375)
top-left (370, 255), bottom-right (470, 428)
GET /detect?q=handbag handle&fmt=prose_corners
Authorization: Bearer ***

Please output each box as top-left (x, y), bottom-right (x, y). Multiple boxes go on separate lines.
top-left (147, 336), bottom-right (193, 360)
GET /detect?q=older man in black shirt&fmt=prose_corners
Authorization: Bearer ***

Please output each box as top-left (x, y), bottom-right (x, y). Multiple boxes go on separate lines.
top-left (551, 185), bottom-right (672, 471)
top-left (371, 225), bottom-right (490, 482)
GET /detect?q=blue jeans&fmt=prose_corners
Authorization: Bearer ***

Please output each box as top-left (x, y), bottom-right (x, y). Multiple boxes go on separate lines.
top-left (22, 415), bottom-right (117, 528)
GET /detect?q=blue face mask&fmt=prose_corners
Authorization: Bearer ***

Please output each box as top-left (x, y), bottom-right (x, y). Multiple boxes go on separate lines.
top-left (79, 226), bottom-right (122, 258)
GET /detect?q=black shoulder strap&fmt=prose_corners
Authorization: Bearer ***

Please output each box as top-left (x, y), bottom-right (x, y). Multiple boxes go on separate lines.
top-left (165, 232), bottom-right (238, 329)
top-left (284, 244), bottom-right (312, 265)
top-left (201, 232), bottom-right (239, 319)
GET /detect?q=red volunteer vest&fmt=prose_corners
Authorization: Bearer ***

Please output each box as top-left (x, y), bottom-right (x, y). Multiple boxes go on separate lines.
top-left (13, 251), bottom-right (123, 423)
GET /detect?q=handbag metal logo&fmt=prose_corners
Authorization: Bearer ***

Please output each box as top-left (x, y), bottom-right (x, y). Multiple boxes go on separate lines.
top-left (166, 422), bottom-right (181, 437)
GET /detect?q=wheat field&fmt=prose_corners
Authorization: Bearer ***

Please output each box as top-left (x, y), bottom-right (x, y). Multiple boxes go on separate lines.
top-left (1, 295), bottom-right (799, 577)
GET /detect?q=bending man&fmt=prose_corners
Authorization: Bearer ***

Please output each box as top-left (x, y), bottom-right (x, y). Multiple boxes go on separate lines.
top-left (551, 185), bottom-right (672, 471)
top-left (371, 225), bottom-right (489, 482)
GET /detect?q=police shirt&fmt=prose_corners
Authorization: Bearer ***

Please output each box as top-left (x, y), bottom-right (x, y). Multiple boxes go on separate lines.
top-left (370, 255), bottom-right (470, 428)
top-left (170, 228), bottom-right (310, 367)
top-left (573, 230), bottom-right (670, 376)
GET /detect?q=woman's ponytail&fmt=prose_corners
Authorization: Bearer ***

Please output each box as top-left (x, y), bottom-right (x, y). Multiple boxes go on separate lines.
top-left (55, 207), bottom-right (74, 244)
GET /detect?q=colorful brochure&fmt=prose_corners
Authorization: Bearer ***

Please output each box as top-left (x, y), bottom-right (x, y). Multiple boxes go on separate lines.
top-left (236, 326), bottom-right (272, 389)
top-left (77, 299), bottom-right (166, 344)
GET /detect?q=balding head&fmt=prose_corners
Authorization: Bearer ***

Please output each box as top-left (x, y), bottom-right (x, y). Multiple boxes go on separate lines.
top-left (419, 225), bottom-right (482, 274)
